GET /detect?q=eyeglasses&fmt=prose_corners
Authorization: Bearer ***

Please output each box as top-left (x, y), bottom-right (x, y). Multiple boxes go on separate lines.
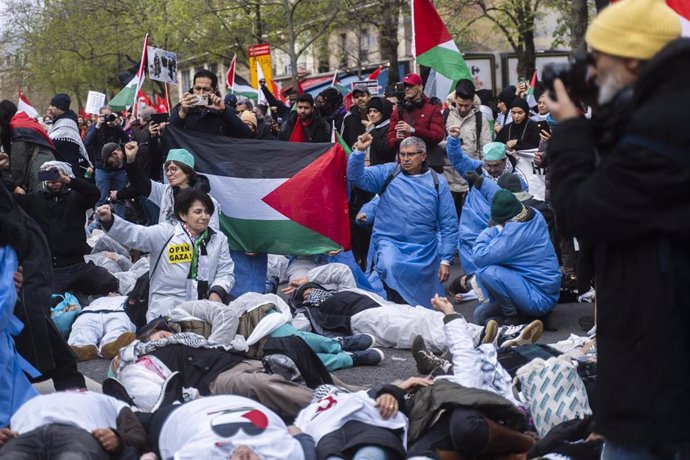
top-left (399, 151), bottom-right (423, 159)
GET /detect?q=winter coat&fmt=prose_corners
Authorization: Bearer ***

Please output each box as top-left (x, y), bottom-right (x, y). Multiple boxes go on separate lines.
top-left (340, 105), bottom-right (368, 148)
top-left (106, 218), bottom-right (235, 321)
top-left (444, 106), bottom-right (493, 193)
top-left (14, 177), bottom-right (100, 268)
top-left (548, 38), bottom-right (690, 446)
top-left (169, 104), bottom-right (251, 139)
top-left (387, 94), bottom-right (445, 169)
top-left (84, 124), bottom-right (130, 170)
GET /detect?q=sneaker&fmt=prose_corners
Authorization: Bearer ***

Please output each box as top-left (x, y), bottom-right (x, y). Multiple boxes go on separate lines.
top-left (411, 335), bottom-right (449, 375)
top-left (578, 287), bottom-right (596, 303)
top-left (71, 344), bottom-right (98, 362)
top-left (338, 333), bottom-right (375, 352)
top-left (479, 319), bottom-right (499, 345)
top-left (350, 348), bottom-right (384, 366)
top-left (100, 332), bottom-right (137, 359)
top-left (499, 320), bottom-right (544, 348)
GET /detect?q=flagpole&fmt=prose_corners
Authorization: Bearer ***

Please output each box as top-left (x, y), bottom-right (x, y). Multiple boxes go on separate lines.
top-left (133, 33), bottom-right (149, 117)
top-left (410, 0), bottom-right (417, 74)
top-left (164, 83), bottom-right (170, 115)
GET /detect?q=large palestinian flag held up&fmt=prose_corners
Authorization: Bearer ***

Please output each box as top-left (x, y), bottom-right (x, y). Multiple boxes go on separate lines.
top-left (165, 127), bottom-right (350, 255)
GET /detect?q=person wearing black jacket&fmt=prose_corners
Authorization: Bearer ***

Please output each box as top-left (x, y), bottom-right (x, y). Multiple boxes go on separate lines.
top-left (0, 172), bottom-right (86, 391)
top-left (14, 161), bottom-right (118, 296)
top-left (364, 97), bottom-right (396, 165)
top-left (495, 98), bottom-right (540, 152)
top-left (546, 1), bottom-right (690, 456)
top-left (278, 93), bottom-right (331, 143)
top-left (340, 86), bottom-right (371, 148)
top-left (169, 69), bottom-right (251, 138)
top-left (84, 105), bottom-right (130, 207)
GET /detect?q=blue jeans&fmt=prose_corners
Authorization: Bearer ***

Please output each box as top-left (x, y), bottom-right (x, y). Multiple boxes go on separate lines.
top-left (602, 441), bottom-right (689, 460)
top-left (326, 446), bottom-right (390, 460)
top-left (270, 322), bottom-right (353, 371)
top-left (95, 168), bottom-right (126, 206)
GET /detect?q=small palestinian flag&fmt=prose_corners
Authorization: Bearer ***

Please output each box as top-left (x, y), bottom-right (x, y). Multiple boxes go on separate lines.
top-left (166, 127), bottom-right (351, 255)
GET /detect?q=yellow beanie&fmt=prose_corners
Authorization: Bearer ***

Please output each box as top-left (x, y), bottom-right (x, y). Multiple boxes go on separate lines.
top-left (586, 0), bottom-right (681, 60)
top-left (240, 110), bottom-right (257, 129)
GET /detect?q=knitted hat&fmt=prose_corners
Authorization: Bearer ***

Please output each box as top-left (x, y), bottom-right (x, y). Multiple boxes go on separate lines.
top-left (586, 0), bottom-right (681, 60)
top-left (366, 97), bottom-right (393, 121)
top-left (240, 110), bottom-right (257, 129)
top-left (50, 93), bottom-right (71, 112)
top-left (497, 173), bottom-right (533, 201)
top-left (510, 98), bottom-right (530, 114)
top-left (483, 142), bottom-right (507, 161)
top-left (101, 142), bottom-right (121, 164)
top-left (166, 149), bottom-right (195, 169)
top-left (224, 93), bottom-right (237, 108)
top-left (491, 189), bottom-right (524, 224)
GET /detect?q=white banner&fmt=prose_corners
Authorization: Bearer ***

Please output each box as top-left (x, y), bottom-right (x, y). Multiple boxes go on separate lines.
top-left (147, 46), bottom-right (178, 84)
top-left (513, 148), bottom-right (546, 201)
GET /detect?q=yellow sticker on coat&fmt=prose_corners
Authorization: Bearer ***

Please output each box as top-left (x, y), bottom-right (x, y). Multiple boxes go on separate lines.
top-left (167, 243), bottom-right (193, 263)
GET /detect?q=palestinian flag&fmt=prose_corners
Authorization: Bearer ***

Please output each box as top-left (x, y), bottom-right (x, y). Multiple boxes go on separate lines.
top-left (17, 88), bottom-right (39, 119)
top-left (412, 0), bottom-right (471, 99)
top-left (526, 71), bottom-right (538, 107)
top-left (165, 127), bottom-right (351, 255)
top-left (110, 34), bottom-right (149, 113)
top-left (226, 53), bottom-right (256, 99)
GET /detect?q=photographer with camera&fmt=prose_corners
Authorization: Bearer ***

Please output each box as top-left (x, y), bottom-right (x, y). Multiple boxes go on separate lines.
top-left (386, 73), bottom-right (446, 173)
top-left (84, 105), bottom-right (130, 209)
top-left (169, 69), bottom-right (251, 139)
top-left (13, 160), bottom-right (118, 297)
top-left (545, 0), bottom-right (690, 457)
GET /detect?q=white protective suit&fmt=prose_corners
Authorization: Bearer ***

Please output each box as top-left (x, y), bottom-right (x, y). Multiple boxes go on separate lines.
top-left (106, 217), bottom-right (235, 321)
top-left (303, 263), bottom-right (485, 353)
top-left (67, 295), bottom-right (135, 355)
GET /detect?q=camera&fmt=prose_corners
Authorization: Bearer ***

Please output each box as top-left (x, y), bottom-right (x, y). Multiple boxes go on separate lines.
top-left (191, 94), bottom-right (210, 106)
top-left (542, 51), bottom-right (597, 106)
top-left (102, 113), bottom-right (117, 123)
top-left (38, 168), bottom-right (60, 181)
top-left (394, 82), bottom-right (406, 103)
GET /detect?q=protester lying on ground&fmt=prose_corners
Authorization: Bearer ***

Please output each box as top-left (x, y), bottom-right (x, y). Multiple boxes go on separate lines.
top-left (67, 294), bottom-right (136, 361)
top-left (117, 141), bottom-right (221, 231)
top-left (139, 395), bottom-right (317, 460)
top-left (348, 134), bottom-right (458, 308)
top-left (110, 322), bottom-right (359, 420)
top-left (97, 188), bottom-right (235, 321)
top-left (284, 263), bottom-right (540, 356)
top-left (232, 291), bottom-right (385, 370)
top-left (472, 189), bottom-right (561, 325)
top-left (0, 391), bottom-right (146, 459)
top-left (14, 160), bottom-right (119, 296)
top-left (406, 295), bottom-right (535, 458)
top-left (295, 376), bottom-right (433, 460)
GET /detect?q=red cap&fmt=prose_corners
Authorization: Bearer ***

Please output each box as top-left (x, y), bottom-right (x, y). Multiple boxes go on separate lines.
top-left (402, 73), bottom-right (423, 86)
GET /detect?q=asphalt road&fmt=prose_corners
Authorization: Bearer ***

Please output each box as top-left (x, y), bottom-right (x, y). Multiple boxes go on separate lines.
top-left (75, 264), bottom-right (594, 390)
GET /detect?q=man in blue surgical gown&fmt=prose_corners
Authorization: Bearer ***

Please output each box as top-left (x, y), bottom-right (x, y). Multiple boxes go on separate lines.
top-left (347, 133), bottom-right (458, 309)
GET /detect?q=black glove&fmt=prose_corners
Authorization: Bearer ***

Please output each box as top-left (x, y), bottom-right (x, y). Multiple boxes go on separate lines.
top-left (464, 170), bottom-right (484, 189)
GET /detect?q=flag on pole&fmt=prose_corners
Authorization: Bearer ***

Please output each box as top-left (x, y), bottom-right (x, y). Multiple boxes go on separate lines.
top-left (331, 121), bottom-right (352, 155)
top-left (256, 61), bottom-right (269, 106)
top-left (226, 54), bottom-right (237, 90)
top-left (368, 65), bottom-right (384, 81)
top-left (17, 88), bottom-right (39, 119)
top-left (330, 69), bottom-right (339, 87)
top-left (166, 127), bottom-right (350, 255)
top-left (411, 0), bottom-right (471, 99)
top-left (230, 74), bottom-right (260, 101)
top-left (526, 71), bottom-right (538, 107)
top-left (110, 34), bottom-right (149, 113)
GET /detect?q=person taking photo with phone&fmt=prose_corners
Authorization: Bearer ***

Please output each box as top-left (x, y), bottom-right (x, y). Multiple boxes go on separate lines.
top-left (169, 69), bottom-right (251, 138)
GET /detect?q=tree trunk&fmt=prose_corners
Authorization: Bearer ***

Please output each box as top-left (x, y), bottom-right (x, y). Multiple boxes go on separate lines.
top-left (570, 0), bottom-right (588, 53)
top-left (517, 28), bottom-right (536, 80)
top-left (255, 3), bottom-right (264, 44)
top-left (378, 0), bottom-right (400, 84)
top-left (282, 0), bottom-right (300, 89)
